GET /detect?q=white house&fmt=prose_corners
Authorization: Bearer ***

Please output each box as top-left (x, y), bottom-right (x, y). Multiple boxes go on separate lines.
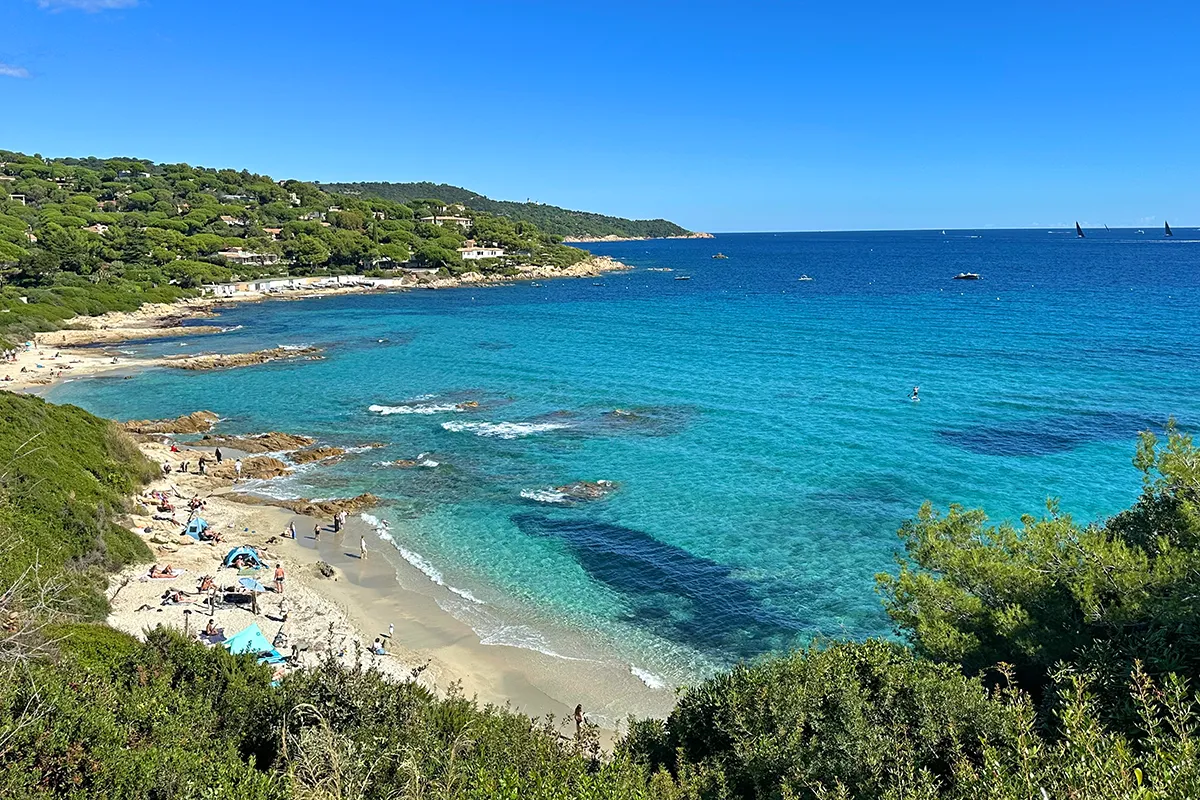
top-left (217, 247), bottom-right (280, 266)
top-left (219, 215), bottom-right (245, 226)
top-left (419, 214), bottom-right (472, 228)
top-left (84, 223), bottom-right (109, 235)
top-left (458, 240), bottom-right (505, 260)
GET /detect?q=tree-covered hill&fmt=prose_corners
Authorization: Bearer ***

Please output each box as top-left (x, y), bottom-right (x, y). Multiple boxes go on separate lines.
top-left (318, 181), bottom-right (693, 240)
top-left (0, 150), bottom-right (589, 345)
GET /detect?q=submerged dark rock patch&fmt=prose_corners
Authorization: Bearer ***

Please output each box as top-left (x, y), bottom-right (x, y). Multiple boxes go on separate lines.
top-left (511, 512), bottom-right (806, 661)
top-left (938, 411), bottom-right (1165, 456)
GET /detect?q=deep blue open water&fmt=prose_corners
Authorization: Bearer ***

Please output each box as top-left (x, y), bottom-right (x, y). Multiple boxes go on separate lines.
top-left (48, 228), bottom-right (1200, 686)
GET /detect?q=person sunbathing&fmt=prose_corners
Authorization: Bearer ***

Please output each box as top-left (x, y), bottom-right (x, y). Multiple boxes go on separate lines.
top-left (197, 575), bottom-right (215, 592)
top-left (149, 564), bottom-right (179, 578)
top-left (161, 591), bottom-right (197, 605)
top-left (202, 619), bottom-right (224, 638)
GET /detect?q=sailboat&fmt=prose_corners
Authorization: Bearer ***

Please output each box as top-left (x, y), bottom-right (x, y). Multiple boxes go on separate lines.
top-left (1075, 222), bottom-right (1085, 238)
top-left (1165, 221), bottom-right (1174, 237)
top-left (1104, 224), bottom-right (1109, 231)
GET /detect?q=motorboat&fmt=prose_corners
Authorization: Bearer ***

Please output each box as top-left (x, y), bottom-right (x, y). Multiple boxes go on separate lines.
top-left (952, 272), bottom-right (981, 280)
top-left (797, 275), bottom-right (813, 281)
top-left (674, 276), bottom-right (692, 281)
top-left (711, 253), bottom-right (728, 259)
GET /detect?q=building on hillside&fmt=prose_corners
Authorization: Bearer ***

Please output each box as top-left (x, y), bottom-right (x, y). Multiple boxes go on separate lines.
top-left (299, 210), bottom-right (324, 221)
top-left (372, 211), bottom-right (386, 220)
top-left (289, 192), bottom-right (301, 206)
top-left (327, 206), bottom-right (342, 213)
top-left (217, 247), bottom-right (280, 266)
top-left (8, 194), bottom-right (25, 206)
top-left (419, 214), bottom-right (472, 228)
top-left (84, 223), bottom-right (109, 235)
top-left (24, 231), bottom-right (37, 243)
top-left (116, 170), bottom-right (131, 179)
top-left (263, 227), bottom-right (283, 240)
top-left (220, 193), bottom-right (248, 202)
top-left (458, 240), bottom-right (505, 260)
top-left (138, 172), bottom-right (151, 179)
top-left (0, 175), bottom-right (15, 182)
top-left (219, 215), bottom-right (245, 226)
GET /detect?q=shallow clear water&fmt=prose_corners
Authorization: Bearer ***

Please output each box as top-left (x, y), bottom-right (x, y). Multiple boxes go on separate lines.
top-left (49, 228), bottom-right (1200, 685)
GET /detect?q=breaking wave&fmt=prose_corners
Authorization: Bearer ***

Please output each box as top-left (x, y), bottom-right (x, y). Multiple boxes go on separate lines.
top-left (441, 421), bottom-right (570, 439)
top-left (520, 488), bottom-right (571, 504)
top-left (631, 665), bottom-right (668, 690)
top-left (369, 403), bottom-right (464, 416)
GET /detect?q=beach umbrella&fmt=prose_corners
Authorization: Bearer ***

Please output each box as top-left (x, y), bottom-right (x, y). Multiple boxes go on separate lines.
top-left (238, 577), bottom-right (267, 593)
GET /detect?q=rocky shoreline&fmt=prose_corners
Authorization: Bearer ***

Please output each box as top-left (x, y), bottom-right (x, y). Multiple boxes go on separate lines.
top-left (561, 232), bottom-right (714, 243)
top-left (164, 346), bottom-right (324, 372)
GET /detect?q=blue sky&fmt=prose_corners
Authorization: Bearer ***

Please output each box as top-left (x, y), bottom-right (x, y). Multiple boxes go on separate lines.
top-left (1, 1), bottom-right (1196, 231)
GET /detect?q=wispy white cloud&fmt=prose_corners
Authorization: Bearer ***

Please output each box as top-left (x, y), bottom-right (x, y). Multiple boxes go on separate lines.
top-left (0, 63), bottom-right (30, 78)
top-left (37, 0), bottom-right (138, 11)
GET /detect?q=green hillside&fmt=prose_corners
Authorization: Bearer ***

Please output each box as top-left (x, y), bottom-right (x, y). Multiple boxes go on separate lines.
top-left (318, 181), bottom-right (692, 239)
top-left (0, 150), bottom-right (588, 346)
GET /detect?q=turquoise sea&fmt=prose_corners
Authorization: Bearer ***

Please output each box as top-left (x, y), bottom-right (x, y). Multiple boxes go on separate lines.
top-left (48, 228), bottom-right (1200, 688)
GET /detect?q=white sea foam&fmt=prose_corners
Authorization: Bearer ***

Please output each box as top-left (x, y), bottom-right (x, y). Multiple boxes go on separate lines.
top-left (520, 488), bottom-right (571, 504)
top-left (419, 459), bottom-right (440, 468)
top-left (447, 585), bottom-right (484, 604)
top-left (369, 403), bottom-right (463, 416)
top-left (441, 421), bottom-right (570, 439)
top-left (631, 665), bottom-right (668, 690)
top-left (342, 444), bottom-right (383, 454)
top-left (359, 512), bottom-right (381, 528)
top-left (277, 343), bottom-right (312, 351)
top-left (396, 545), bottom-right (446, 586)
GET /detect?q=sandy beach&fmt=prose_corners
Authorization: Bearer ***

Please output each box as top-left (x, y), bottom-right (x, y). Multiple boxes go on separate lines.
top-left (104, 436), bottom-right (675, 739)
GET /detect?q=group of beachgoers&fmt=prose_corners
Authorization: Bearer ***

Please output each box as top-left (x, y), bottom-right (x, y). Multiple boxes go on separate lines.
top-left (161, 444), bottom-right (238, 479)
top-left (2, 347), bottom-right (85, 382)
top-left (282, 510), bottom-right (370, 559)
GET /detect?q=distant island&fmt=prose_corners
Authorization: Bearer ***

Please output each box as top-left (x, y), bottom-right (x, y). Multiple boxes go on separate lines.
top-left (317, 180), bottom-right (700, 240)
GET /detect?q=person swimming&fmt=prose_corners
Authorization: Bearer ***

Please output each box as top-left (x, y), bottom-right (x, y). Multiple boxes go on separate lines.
top-left (909, 386), bottom-right (920, 402)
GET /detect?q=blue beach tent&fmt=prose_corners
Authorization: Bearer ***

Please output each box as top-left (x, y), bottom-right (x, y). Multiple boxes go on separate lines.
top-left (222, 545), bottom-right (267, 569)
top-left (183, 517), bottom-right (209, 540)
top-left (223, 623), bottom-right (286, 665)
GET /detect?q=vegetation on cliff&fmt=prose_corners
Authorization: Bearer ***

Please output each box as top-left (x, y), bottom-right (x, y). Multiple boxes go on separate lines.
top-left (4, 388), bottom-right (1200, 798)
top-left (0, 150), bottom-right (588, 346)
top-left (318, 181), bottom-right (691, 240)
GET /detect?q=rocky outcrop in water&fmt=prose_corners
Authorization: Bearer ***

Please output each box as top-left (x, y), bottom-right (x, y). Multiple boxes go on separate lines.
top-left (225, 492), bottom-right (378, 517)
top-left (123, 411), bottom-right (220, 435)
top-left (165, 346), bottom-right (323, 371)
top-left (198, 432), bottom-right (316, 454)
top-left (290, 446), bottom-right (346, 464)
top-left (555, 480), bottom-right (617, 500)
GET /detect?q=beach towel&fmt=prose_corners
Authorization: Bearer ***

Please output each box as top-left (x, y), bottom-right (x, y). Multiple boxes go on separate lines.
top-left (146, 569), bottom-right (185, 580)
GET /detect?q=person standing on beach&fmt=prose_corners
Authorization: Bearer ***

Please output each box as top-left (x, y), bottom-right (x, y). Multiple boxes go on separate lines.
top-left (574, 704), bottom-right (584, 734)
top-left (313, 522), bottom-right (321, 541)
top-left (234, 459), bottom-right (242, 480)
top-left (274, 564), bottom-right (285, 594)
top-left (288, 521), bottom-right (297, 539)
top-left (360, 536), bottom-right (367, 561)
top-left (332, 513), bottom-right (341, 534)
top-left (215, 447), bottom-right (223, 464)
